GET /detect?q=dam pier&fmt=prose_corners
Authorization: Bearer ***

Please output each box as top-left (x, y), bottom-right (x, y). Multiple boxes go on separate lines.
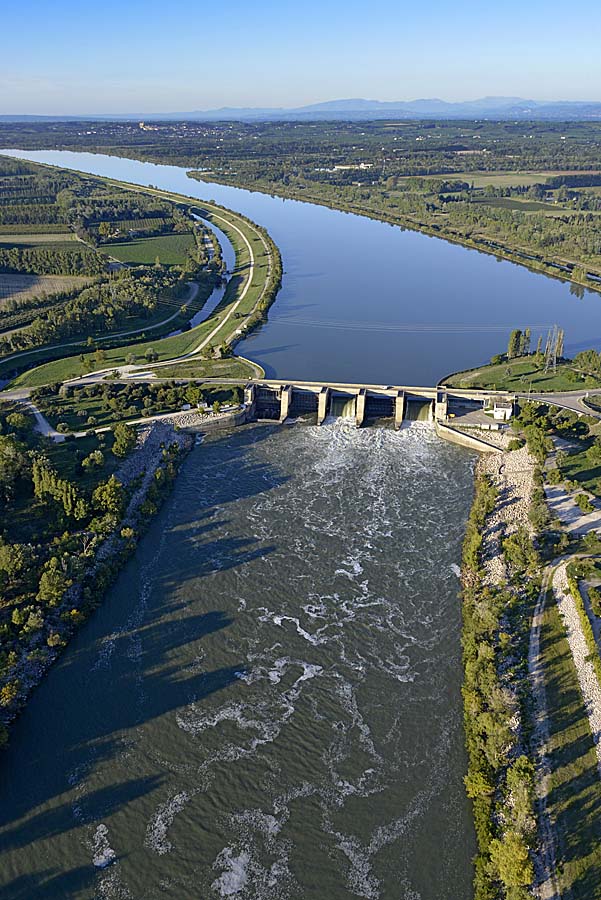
top-left (242, 379), bottom-right (515, 446)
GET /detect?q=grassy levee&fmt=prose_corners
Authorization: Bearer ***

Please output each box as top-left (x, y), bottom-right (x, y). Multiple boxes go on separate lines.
top-left (152, 357), bottom-right (262, 380)
top-left (1, 173), bottom-right (279, 389)
top-left (540, 599), bottom-right (601, 897)
top-left (443, 356), bottom-right (601, 392)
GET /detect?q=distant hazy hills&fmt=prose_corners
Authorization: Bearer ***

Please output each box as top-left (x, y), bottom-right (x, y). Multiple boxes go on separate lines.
top-left (3, 97), bottom-right (601, 122)
top-left (184, 97), bottom-right (601, 121)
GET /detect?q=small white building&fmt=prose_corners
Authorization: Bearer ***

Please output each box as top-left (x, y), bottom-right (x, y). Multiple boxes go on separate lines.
top-left (492, 399), bottom-right (514, 421)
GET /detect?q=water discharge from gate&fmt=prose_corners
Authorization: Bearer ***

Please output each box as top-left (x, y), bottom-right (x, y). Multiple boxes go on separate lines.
top-left (0, 423), bottom-right (477, 899)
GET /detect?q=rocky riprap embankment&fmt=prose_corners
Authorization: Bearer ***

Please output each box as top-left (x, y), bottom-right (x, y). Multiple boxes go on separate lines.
top-left (95, 423), bottom-right (191, 565)
top-left (478, 443), bottom-right (536, 585)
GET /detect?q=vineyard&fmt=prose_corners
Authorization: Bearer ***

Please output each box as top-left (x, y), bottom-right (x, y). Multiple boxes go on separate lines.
top-left (94, 216), bottom-right (170, 232)
top-left (0, 274), bottom-right (92, 306)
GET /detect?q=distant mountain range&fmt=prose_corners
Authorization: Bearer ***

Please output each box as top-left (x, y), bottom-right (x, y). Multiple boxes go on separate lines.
top-left (3, 97), bottom-right (601, 122)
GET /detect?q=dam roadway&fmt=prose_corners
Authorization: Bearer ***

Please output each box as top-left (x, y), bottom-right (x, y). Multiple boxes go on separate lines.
top-left (3, 378), bottom-right (600, 449)
top-left (3, 377), bottom-right (512, 426)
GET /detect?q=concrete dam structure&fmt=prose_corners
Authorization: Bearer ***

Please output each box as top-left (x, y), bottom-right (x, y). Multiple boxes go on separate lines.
top-left (243, 380), bottom-right (514, 431)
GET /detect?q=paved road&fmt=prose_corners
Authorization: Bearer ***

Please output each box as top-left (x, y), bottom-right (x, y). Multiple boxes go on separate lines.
top-left (21, 400), bottom-right (65, 442)
top-left (518, 389), bottom-right (601, 417)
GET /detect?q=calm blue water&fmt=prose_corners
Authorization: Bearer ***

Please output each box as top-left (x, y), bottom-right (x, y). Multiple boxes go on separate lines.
top-left (3, 148), bottom-right (600, 385)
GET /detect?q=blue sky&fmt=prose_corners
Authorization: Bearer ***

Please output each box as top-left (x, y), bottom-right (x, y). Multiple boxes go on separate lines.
top-left (2, 0), bottom-right (600, 113)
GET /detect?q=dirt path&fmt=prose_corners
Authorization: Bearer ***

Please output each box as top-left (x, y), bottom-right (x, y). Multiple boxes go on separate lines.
top-left (528, 572), bottom-right (563, 900)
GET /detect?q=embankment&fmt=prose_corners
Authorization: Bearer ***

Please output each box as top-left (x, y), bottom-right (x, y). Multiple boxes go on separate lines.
top-left (0, 422), bottom-right (192, 746)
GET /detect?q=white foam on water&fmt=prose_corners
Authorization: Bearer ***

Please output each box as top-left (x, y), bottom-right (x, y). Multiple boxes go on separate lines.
top-left (145, 789), bottom-right (192, 855)
top-left (211, 839), bottom-right (296, 899)
top-left (177, 702), bottom-right (264, 737)
top-left (450, 563), bottom-right (461, 578)
top-left (92, 823), bottom-right (117, 869)
top-left (96, 867), bottom-right (133, 900)
top-left (211, 848), bottom-right (250, 896)
top-left (335, 554), bottom-right (365, 580)
top-left (77, 421), bottom-right (474, 896)
top-left (323, 724), bottom-right (455, 898)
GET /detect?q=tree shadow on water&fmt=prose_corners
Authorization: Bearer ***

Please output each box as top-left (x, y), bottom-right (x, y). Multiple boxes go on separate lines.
top-left (2, 864), bottom-right (97, 900)
top-left (0, 424), bottom-right (286, 855)
top-left (0, 631), bottom-right (241, 841)
top-left (0, 776), bottom-right (161, 853)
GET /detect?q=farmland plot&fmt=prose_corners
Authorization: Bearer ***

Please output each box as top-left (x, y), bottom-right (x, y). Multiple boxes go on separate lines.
top-left (0, 273), bottom-right (91, 305)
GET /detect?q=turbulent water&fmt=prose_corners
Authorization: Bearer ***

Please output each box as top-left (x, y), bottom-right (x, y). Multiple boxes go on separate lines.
top-left (0, 424), bottom-right (476, 899)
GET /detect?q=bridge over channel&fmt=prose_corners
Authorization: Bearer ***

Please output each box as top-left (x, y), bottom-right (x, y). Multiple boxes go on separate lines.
top-left (243, 380), bottom-right (515, 428)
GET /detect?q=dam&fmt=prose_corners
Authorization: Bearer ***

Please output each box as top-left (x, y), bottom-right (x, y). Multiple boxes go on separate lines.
top-left (243, 379), bottom-right (514, 430)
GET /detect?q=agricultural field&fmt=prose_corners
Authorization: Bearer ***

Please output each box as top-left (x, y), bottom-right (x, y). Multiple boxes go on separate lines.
top-left (0, 232), bottom-right (78, 245)
top-left (0, 273), bottom-right (92, 305)
top-left (471, 196), bottom-right (560, 212)
top-left (0, 223), bottom-right (72, 234)
top-left (104, 233), bottom-right (195, 265)
top-left (94, 216), bottom-right (170, 233)
top-left (464, 170), bottom-right (601, 188)
top-left (0, 156), bottom-right (219, 368)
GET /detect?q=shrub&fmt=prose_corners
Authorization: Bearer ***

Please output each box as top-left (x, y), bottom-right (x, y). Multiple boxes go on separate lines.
top-left (0, 679), bottom-right (21, 707)
top-left (575, 493), bottom-right (594, 513)
top-left (588, 585), bottom-right (601, 617)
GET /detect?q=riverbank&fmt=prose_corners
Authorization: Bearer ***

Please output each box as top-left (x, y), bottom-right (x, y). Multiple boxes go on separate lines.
top-left (460, 436), bottom-right (542, 900)
top-left (460, 401), bottom-right (601, 899)
top-left (187, 171), bottom-right (601, 295)
top-left (0, 421), bottom-right (193, 746)
top-left (443, 354), bottom-right (601, 393)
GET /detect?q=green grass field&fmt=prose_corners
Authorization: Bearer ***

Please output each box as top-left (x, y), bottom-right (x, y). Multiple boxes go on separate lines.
top-left (445, 357), bottom-right (599, 392)
top-left (155, 357), bottom-right (258, 380)
top-left (104, 233), bottom-right (194, 265)
top-left (463, 171), bottom-right (601, 189)
top-left (38, 393), bottom-right (183, 431)
top-left (540, 599), bottom-right (601, 897)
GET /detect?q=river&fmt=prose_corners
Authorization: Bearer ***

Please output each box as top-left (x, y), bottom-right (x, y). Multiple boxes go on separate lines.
top-left (0, 148), bottom-right (503, 900)
top-left (3, 148), bottom-right (601, 385)
top-left (0, 423), bottom-right (476, 899)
